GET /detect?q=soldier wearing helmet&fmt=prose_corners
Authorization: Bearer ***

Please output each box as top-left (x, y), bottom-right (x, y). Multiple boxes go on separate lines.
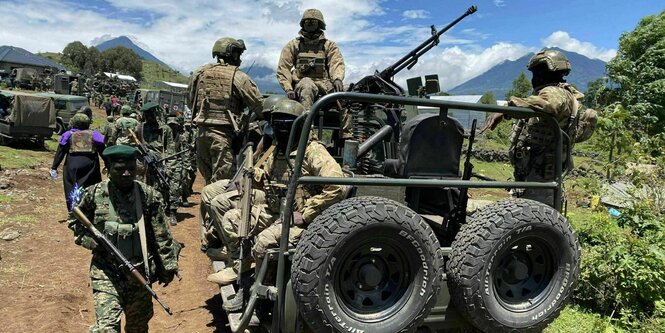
top-left (276, 9), bottom-right (352, 139)
top-left (188, 37), bottom-right (264, 184)
top-left (205, 100), bottom-right (345, 313)
top-left (110, 105), bottom-right (140, 146)
top-left (480, 48), bottom-right (585, 207)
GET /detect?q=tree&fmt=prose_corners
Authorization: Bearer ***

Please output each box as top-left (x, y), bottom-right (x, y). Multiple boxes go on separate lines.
top-left (505, 72), bottom-right (531, 100)
top-left (82, 46), bottom-right (101, 75)
top-left (101, 46), bottom-right (143, 80)
top-left (479, 91), bottom-right (497, 105)
top-left (62, 41), bottom-right (88, 72)
top-left (606, 10), bottom-right (665, 135)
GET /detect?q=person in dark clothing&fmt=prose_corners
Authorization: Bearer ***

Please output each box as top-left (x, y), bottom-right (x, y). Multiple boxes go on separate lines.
top-left (50, 113), bottom-right (107, 210)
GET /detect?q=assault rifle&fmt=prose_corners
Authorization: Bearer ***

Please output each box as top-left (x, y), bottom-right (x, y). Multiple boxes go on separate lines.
top-left (128, 129), bottom-right (170, 194)
top-left (350, 5), bottom-right (477, 95)
top-left (71, 206), bottom-right (173, 315)
top-left (236, 144), bottom-right (254, 286)
top-left (457, 119), bottom-right (477, 218)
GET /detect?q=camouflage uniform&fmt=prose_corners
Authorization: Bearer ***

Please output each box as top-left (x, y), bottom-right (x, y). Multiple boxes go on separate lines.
top-left (188, 58), bottom-right (263, 184)
top-left (68, 179), bottom-right (179, 333)
top-left (165, 117), bottom-right (183, 211)
top-left (101, 116), bottom-right (116, 146)
top-left (70, 79), bottom-right (79, 95)
top-left (138, 120), bottom-right (173, 194)
top-left (110, 116), bottom-right (140, 146)
top-left (252, 138), bottom-right (345, 263)
top-left (276, 10), bottom-right (351, 138)
top-left (179, 123), bottom-right (197, 201)
top-left (509, 82), bottom-right (583, 206)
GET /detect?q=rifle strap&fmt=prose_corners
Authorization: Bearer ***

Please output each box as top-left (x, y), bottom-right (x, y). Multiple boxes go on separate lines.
top-left (256, 144), bottom-right (277, 170)
top-left (134, 185), bottom-right (150, 283)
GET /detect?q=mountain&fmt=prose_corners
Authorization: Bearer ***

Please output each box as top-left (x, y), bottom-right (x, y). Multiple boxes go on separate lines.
top-left (449, 48), bottom-right (607, 98)
top-left (242, 64), bottom-right (283, 94)
top-left (95, 36), bottom-right (173, 70)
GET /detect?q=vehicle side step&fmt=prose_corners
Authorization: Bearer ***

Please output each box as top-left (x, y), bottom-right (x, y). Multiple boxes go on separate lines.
top-left (211, 260), bottom-right (261, 331)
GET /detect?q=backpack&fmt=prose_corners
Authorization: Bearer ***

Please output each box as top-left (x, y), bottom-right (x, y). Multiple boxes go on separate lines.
top-left (574, 108), bottom-right (598, 143)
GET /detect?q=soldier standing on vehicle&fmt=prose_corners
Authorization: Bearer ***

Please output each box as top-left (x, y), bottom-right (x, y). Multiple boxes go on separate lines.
top-left (188, 37), bottom-right (264, 184)
top-left (51, 113), bottom-right (106, 211)
top-left (206, 100), bottom-right (346, 311)
top-left (110, 105), bottom-right (140, 146)
top-left (136, 102), bottom-right (177, 225)
top-left (276, 8), bottom-right (352, 139)
top-left (44, 75), bottom-right (52, 92)
top-left (68, 144), bottom-right (180, 333)
top-left (70, 78), bottom-right (79, 95)
top-left (480, 49), bottom-right (584, 207)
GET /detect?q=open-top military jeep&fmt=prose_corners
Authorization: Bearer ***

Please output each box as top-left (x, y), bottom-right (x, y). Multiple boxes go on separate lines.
top-left (212, 91), bottom-right (580, 333)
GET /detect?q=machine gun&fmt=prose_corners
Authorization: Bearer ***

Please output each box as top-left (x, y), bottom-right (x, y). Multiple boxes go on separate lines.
top-left (236, 144), bottom-right (254, 286)
top-left (350, 5), bottom-right (477, 95)
top-left (71, 207), bottom-right (173, 315)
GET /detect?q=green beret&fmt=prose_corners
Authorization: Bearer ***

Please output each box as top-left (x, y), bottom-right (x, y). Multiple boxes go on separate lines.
top-left (102, 144), bottom-right (138, 161)
top-left (121, 105), bottom-right (133, 115)
top-left (140, 102), bottom-right (159, 113)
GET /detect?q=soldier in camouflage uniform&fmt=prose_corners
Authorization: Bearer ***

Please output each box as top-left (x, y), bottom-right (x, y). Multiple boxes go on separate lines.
top-left (277, 9), bottom-right (352, 139)
top-left (206, 100), bottom-right (346, 312)
top-left (101, 116), bottom-right (116, 146)
top-left (179, 120), bottom-right (197, 205)
top-left (165, 113), bottom-right (184, 221)
top-left (68, 145), bottom-right (180, 333)
top-left (188, 37), bottom-right (264, 184)
top-left (110, 105), bottom-right (139, 146)
top-left (481, 49), bottom-right (584, 207)
top-left (70, 78), bottom-right (79, 95)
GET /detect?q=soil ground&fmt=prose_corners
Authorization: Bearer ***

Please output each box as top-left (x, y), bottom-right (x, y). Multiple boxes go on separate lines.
top-left (0, 106), bottom-right (229, 332)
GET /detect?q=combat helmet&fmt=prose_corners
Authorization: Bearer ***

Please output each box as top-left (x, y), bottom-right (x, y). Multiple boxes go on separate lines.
top-left (527, 49), bottom-right (571, 75)
top-left (212, 37), bottom-right (246, 59)
top-left (121, 105), bottom-right (133, 115)
top-left (300, 9), bottom-right (326, 30)
top-left (272, 99), bottom-right (306, 118)
top-left (262, 95), bottom-right (288, 115)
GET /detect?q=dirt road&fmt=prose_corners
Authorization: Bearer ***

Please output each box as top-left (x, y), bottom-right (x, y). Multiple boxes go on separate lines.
top-left (0, 108), bottom-right (228, 332)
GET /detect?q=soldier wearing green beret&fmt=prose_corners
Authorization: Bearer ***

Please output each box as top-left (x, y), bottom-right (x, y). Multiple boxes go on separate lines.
top-left (68, 144), bottom-right (180, 333)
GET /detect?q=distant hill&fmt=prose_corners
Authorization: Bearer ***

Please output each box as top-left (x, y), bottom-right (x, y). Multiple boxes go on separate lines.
top-left (449, 48), bottom-right (607, 98)
top-left (242, 64), bottom-right (283, 94)
top-left (95, 36), bottom-right (173, 70)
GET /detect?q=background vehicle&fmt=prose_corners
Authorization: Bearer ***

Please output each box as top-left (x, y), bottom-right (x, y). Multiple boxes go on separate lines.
top-left (0, 91), bottom-right (55, 146)
top-left (37, 93), bottom-right (89, 134)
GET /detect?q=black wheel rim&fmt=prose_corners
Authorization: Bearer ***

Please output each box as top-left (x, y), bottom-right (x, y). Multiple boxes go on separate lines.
top-left (333, 232), bottom-right (415, 322)
top-left (492, 234), bottom-right (557, 311)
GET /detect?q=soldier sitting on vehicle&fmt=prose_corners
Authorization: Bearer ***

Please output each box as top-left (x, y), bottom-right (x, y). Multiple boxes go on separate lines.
top-left (205, 99), bottom-right (346, 312)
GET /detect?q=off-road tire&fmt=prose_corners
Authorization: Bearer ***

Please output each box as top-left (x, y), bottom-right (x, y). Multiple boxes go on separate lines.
top-left (292, 196), bottom-right (443, 333)
top-left (55, 120), bottom-right (65, 135)
top-left (447, 199), bottom-right (580, 332)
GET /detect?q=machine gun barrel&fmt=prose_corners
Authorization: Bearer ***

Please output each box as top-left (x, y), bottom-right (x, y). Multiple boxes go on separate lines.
top-left (379, 5), bottom-right (477, 79)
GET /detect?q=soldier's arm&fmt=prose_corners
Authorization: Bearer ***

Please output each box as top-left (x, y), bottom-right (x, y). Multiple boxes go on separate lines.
top-left (67, 185), bottom-right (98, 250)
top-left (145, 186), bottom-right (179, 273)
top-left (276, 40), bottom-right (297, 92)
top-left (509, 87), bottom-right (566, 116)
top-left (235, 72), bottom-right (265, 118)
top-left (326, 40), bottom-right (345, 82)
top-left (300, 141), bottom-right (345, 224)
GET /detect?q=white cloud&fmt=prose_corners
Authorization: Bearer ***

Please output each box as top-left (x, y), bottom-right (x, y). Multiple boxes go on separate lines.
top-left (494, 0), bottom-right (506, 7)
top-left (542, 31), bottom-right (616, 61)
top-left (402, 10), bottom-right (430, 19)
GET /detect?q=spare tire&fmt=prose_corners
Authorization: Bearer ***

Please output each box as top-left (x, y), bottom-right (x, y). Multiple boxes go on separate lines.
top-left (292, 196), bottom-right (443, 333)
top-left (446, 199), bottom-right (580, 332)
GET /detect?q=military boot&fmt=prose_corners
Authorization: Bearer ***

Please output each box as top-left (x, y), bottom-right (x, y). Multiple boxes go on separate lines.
top-left (169, 210), bottom-right (178, 226)
top-left (206, 247), bottom-right (230, 261)
top-left (207, 261), bottom-right (254, 286)
top-left (223, 288), bottom-right (245, 312)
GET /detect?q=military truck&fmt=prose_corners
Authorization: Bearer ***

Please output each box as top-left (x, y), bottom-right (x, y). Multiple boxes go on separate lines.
top-left (0, 91), bottom-right (55, 146)
top-left (37, 93), bottom-right (89, 134)
top-left (11, 68), bottom-right (39, 89)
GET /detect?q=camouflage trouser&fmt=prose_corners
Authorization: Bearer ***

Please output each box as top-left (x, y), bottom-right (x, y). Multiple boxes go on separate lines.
top-left (90, 277), bottom-right (153, 333)
top-left (220, 204), bottom-right (277, 259)
top-left (196, 126), bottom-right (234, 184)
top-left (252, 222), bottom-right (305, 266)
top-left (166, 159), bottom-right (183, 210)
top-left (511, 146), bottom-right (561, 208)
top-left (295, 78), bottom-right (353, 139)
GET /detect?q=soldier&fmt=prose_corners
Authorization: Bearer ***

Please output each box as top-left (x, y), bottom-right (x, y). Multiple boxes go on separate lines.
top-left (44, 75), bottom-right (52, 92)
top-left (70, 78), bottom-right (79, 95)
top-left (101, 115), bottom-right (116, 146)
top-left (136, 102), bottom-right (177, 225)
top-left (276, 8), bottom-right (351, 139)
top-left (51, 113), bottom-right (106, 210)
top-left (206, 100), bottom-right (346, 311)
top-left (481, 49), bottom-right (584, 207)
top-left (188, 37), bottom-right (264, 184)
top-left (68, 144), bottom-right (180, 333)
top-left (179, 120), bottom-right (197, 205)
top-left (110, 105), bottom-right (140, 146)
top-left (165, 113), bottom-right (184, 221)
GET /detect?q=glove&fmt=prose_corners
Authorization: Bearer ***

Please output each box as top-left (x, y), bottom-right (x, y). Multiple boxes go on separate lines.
top-left (49, 169), bottom-right (58, 180)
top-left (286, 90), bottom-right (296, 100)
top-left (333, 79), bottom-right (344, 92)
top-left (292, 211), bottom-right (305, 227)
top-left (158, 269), bottom-right (177, 286)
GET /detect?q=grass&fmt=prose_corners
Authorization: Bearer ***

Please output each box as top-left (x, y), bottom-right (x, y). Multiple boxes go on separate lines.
top-left (546, 305), bottom-right (619, 333)
top-left (0, 214), bottom-right (37, 226)
top-left (139, 60), bottom-right (189, 89)
top-left (0, 194), bottom-right (11, 204)
top-left (0, 145), bottom-right (51, 169)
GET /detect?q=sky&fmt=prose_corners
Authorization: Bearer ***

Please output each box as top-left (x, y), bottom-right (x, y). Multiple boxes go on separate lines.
top-left (0, 0), bottom-right (662, 90)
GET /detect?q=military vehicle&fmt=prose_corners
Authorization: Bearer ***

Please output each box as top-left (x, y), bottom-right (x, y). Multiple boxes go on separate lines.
top-left (11, 68), bottom-right (39, 89)
top-left (0, 91), bottom-right (55, 146)
top-left (37, 93), bottom-right (89, 134)
top-left (53, 73), bottom-right (78, 95)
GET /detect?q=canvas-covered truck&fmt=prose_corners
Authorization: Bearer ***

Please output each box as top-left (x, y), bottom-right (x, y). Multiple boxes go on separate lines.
top-left (37, 93), bottom-right (89, 135)
top-left (210, 92), bottom-right (580, 333)
top-left (0, 92), bottom-right (55, 146)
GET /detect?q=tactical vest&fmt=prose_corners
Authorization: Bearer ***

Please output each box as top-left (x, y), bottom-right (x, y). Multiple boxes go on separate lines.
top-left (69, 130), bottom-right (95, 153)
top-left (195, 64), bottom-right (239, 126)
top-left (93, 182), bottom-right (147, 266)
top-left (295, 39), bottom-right (328, 80)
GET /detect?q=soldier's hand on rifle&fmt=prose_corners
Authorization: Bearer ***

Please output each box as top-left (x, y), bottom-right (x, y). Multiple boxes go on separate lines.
top-left (78, 235), bottom-right (99, 251)
top-left (479, 113), bottom-right (504, 134)
top-left (333, 79), bottom-right (344, 92)
top-left (286, 90), bottom-right (296, 100)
